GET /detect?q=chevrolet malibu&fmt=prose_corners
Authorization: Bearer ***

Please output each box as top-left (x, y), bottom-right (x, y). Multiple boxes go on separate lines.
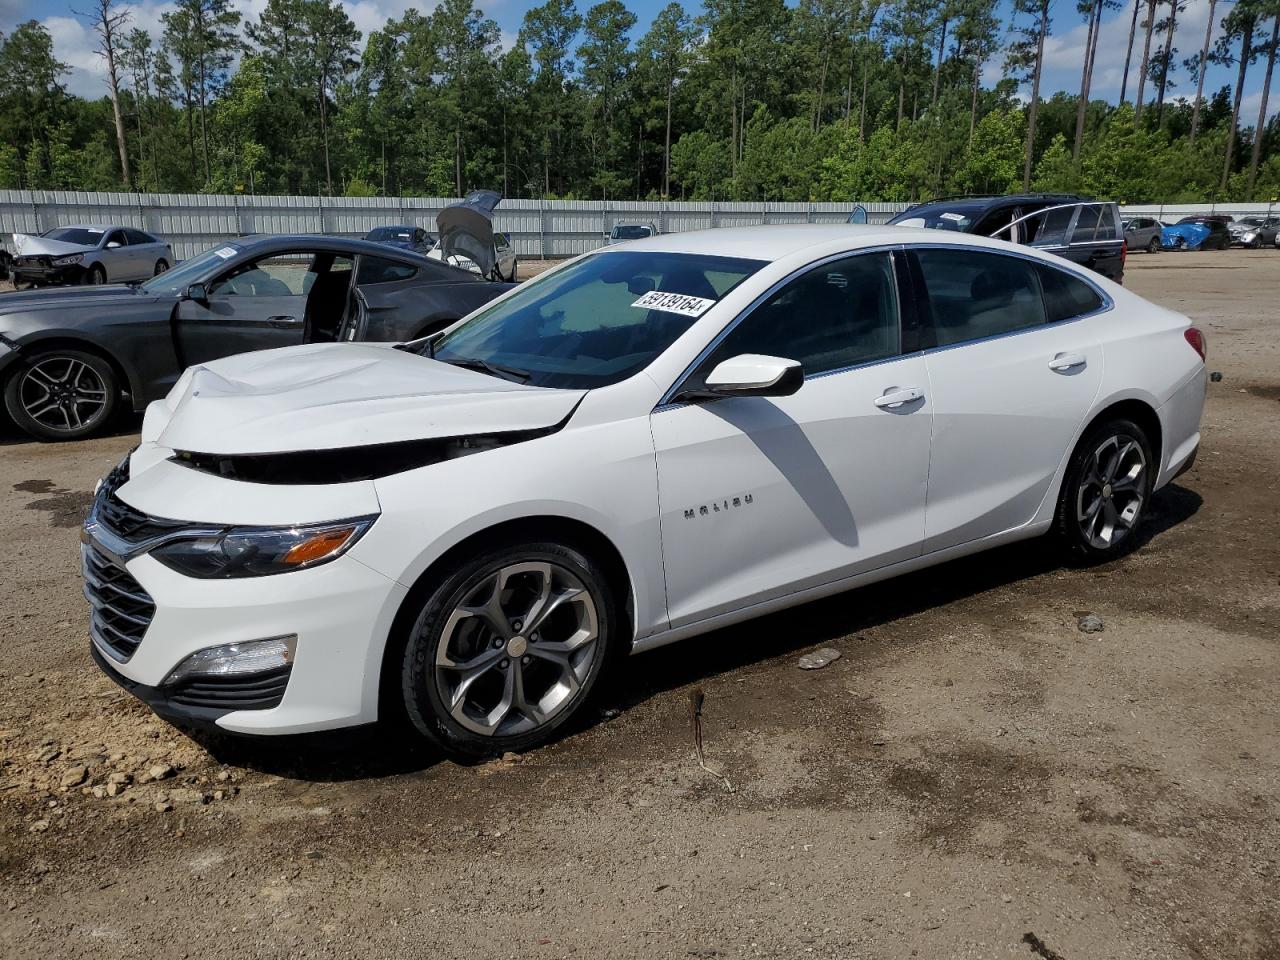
top-left (82, 226), bottom-right (1206, 758)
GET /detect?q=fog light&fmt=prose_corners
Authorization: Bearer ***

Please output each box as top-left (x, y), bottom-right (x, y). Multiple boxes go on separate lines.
top-left (163, 635), bottom-right (297, 686)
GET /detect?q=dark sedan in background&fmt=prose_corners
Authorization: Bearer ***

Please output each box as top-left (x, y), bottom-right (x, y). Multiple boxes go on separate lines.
top-left (0, 235), bottom-right (515, 441)
top-left (365, 225), bottom-right (436, 254)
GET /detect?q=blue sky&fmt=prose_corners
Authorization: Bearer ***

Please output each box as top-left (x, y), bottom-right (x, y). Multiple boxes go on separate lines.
top-left (6, 0), bottom-right (1275, 125)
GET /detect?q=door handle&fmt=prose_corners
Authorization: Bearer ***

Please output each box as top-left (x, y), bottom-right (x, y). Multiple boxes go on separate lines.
top-left (873, 387), bottom-right (924, 409)
top-left (267, 315), bottom-right (300, 328)
top-left (1048, 352), bottom-right (1087, 372)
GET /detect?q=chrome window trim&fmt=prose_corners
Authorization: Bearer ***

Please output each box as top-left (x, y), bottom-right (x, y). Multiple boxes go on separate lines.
top-left (655, 244), bottom-right (907, 410)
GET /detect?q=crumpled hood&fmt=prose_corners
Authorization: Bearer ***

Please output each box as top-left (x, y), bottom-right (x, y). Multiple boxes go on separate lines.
top-left (437, 190), bottom-right (500, 276)
top-left (13, 234), bottom-right (96, 257)
top-left (145, 342), bottom-right (585, 455)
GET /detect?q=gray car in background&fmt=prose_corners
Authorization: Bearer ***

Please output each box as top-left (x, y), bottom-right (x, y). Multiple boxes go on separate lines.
top-left (1228, 216), bottom-right (1280, 248)
top-left (1123, 217), bottom-right (1165, 253)
top-left (12, 225), bottom-right (173, 286)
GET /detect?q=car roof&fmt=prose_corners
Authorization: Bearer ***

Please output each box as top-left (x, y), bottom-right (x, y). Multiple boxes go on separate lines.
top-left (53, 223), bottom-right (127, 231)
top-left (599, 224), bottom-right (1036, 262)
top-left (232, 233), bottom-right (432, 260)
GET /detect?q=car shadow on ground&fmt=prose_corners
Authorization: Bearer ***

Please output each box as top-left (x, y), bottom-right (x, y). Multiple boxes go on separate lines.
top-left (184, 482), bottom-right (1203, 783)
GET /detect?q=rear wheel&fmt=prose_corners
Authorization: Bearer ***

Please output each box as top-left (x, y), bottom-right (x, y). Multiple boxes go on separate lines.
top-left (153, 259), bottom-right (169, 276)
top-left (3, 348), bottom-right (119, 441)
top-left (1147, 237), bottom-right (1160, 253)
top-left (399, 539), bottom-right (617, 758)
top-left (1054, 418), bottom-right (1154, 563)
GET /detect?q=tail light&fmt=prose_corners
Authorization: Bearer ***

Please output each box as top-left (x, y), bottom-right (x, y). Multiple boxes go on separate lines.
top-left (1184, 326), bottom-right (1206, 361)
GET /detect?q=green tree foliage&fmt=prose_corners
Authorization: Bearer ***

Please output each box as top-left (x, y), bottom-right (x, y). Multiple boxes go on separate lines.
top-left (0, 1), bottom-right (1275, 201)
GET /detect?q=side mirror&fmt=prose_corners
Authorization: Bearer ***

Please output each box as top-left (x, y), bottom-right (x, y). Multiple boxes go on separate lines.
top-left (186, 283), bottom-right (208, 303)
top-left (106, 241), bottom-right (122, 248)
top-left (696, 354), bottom-right (804, 399)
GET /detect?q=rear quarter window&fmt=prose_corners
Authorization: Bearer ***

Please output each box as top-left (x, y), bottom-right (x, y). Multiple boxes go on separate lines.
top-left (357, 256), bottom-right (417, 285)
top-left (1037, 264), bottom-right (1105, 322)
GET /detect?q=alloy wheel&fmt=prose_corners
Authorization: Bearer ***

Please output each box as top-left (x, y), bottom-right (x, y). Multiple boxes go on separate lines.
top-left (18, 356), bottom-right (109, 433)
top-left (432, 560), bottom-right (601, 738)
top-left (1076, 433), bottom-right (1146, 550)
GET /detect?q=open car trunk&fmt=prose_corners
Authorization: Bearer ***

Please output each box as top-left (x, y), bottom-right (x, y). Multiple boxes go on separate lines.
top-left (436, 190), bottom-right (500, 277)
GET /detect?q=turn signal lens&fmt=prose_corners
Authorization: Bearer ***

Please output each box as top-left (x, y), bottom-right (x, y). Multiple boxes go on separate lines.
top-left (283, 526), bottom-right (360, 566)
top-left (1184, 327), bottom-right (1207, 362)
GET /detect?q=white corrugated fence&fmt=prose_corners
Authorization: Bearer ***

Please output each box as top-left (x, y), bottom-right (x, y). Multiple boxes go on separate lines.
top-left (2, 191), bottom-right (1277, 260)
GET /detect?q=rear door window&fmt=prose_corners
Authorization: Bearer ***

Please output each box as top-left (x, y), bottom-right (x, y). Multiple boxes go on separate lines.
top-left (915, 248), bottom-right (1046, 347)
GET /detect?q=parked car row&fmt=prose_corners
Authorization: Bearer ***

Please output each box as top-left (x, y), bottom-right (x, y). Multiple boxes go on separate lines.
top-left (1123, 213), bottom-right (1280, 252)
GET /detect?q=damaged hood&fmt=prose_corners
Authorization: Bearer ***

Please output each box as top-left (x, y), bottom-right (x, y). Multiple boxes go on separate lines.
top-left (436, 190), bottom-right (500, 276)
top-left (13, 233), bottom-right (96, 257)
top-left (146, 342), bottom-right (585, 455)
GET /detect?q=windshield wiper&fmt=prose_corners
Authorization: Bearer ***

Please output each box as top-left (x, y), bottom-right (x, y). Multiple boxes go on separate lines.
top-left (436, 355), bottom-right (532, 382)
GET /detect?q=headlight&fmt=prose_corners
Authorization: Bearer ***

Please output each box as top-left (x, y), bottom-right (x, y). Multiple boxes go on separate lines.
top-left (1243, 232), bottom-right (1257, 242)
top-left (150, 517), bottom-right (376, 578)
top-left (53, 254), bottom-right (83, 266)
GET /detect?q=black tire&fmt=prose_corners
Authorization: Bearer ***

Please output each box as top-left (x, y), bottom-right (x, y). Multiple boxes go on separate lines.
top-left (86, 263), bottom-right (107, 285)
top-left (1147, 237), bottom-right (1160, 253)
top-left (1054, 417), bottom-right (1154, 564)
top-left (399, 538), bottom-right (619, 759)
top-left (3, 348), bottom-right (119, 441)
top-left (154, 259), bottom-right (169, 276)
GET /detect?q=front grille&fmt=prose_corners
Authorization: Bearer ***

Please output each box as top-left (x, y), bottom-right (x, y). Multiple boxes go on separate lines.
top-left (95, 463), bottom-right (187, 542)
top-left (166, 666), bottom-right (291, 711)
top-left (82, 544), bottom-right (155, 661)
top-left (17, 255), bottom-right (51, 268)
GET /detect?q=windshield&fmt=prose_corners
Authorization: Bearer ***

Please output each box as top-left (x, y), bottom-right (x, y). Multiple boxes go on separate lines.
top-left (430, 251), bottom-right (766, 389)
top-left (368, 227), bottom-right (414, 242)
top-left (888, 204), bottom-right (981, 231)
top-left (140, 244), bottom-right (239, 295)
top-left (42, 227), bottom-right (105, 246)
top-left (1237, 218), bottom-right (1263, 226)
top-left (612, 225), bottom-right (652, 240)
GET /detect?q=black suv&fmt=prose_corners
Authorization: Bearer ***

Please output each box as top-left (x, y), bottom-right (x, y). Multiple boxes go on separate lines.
top-left (888, 194), bottom-right (1125, 282)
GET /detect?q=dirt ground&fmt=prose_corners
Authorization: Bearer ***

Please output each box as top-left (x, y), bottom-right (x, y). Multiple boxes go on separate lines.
top-left (1, 250), bottom-right (1278, 960)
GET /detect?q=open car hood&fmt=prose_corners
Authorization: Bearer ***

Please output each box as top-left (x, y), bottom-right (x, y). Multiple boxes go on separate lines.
top-left (144, 342), bottom-right (585, 456)
top-left (13, 233), bottom-right (96, 257)
top-left (436, 190), bottom-right (500, 276)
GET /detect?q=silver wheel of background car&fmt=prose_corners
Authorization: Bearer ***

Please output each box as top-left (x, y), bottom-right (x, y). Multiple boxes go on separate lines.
top-left (432, 560), bottom-right (601, 738)
top-left (18, 356), bottom-right (110, 433)
top-left (87, 264), bottom-right (106, 284)
top-left (1076, 433), bottom-right (1147, 550)
top-left (154, 260), bottom-right (169, 276)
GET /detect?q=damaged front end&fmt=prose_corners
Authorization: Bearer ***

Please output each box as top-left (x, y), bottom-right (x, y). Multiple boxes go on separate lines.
top-left (170, 421), bottom-right (568, 485)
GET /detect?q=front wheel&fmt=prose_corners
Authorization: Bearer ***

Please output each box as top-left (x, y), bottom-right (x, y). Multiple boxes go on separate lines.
top-left (400, 540), bottom-right (618, 758)
top-left (3, 348), bottom-right (119, 441)
top-left (1054, 418), bottom-right (1154, 563)
top-left (85, 263), bottom-right (107, 285)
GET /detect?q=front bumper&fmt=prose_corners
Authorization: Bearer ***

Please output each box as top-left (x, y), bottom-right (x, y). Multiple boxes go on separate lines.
top-left (12, 260), bottom-right (86, 284)
top-left (83, 534), bottom-right (409, 736)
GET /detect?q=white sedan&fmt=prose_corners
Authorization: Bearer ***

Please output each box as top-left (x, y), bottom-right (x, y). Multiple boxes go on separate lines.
top-left (82, 226), bottom-right (1205, 757)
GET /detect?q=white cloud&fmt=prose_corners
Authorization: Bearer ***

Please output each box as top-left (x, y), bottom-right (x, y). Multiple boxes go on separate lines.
top-left (50, 0), bottom-right (435, 99)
